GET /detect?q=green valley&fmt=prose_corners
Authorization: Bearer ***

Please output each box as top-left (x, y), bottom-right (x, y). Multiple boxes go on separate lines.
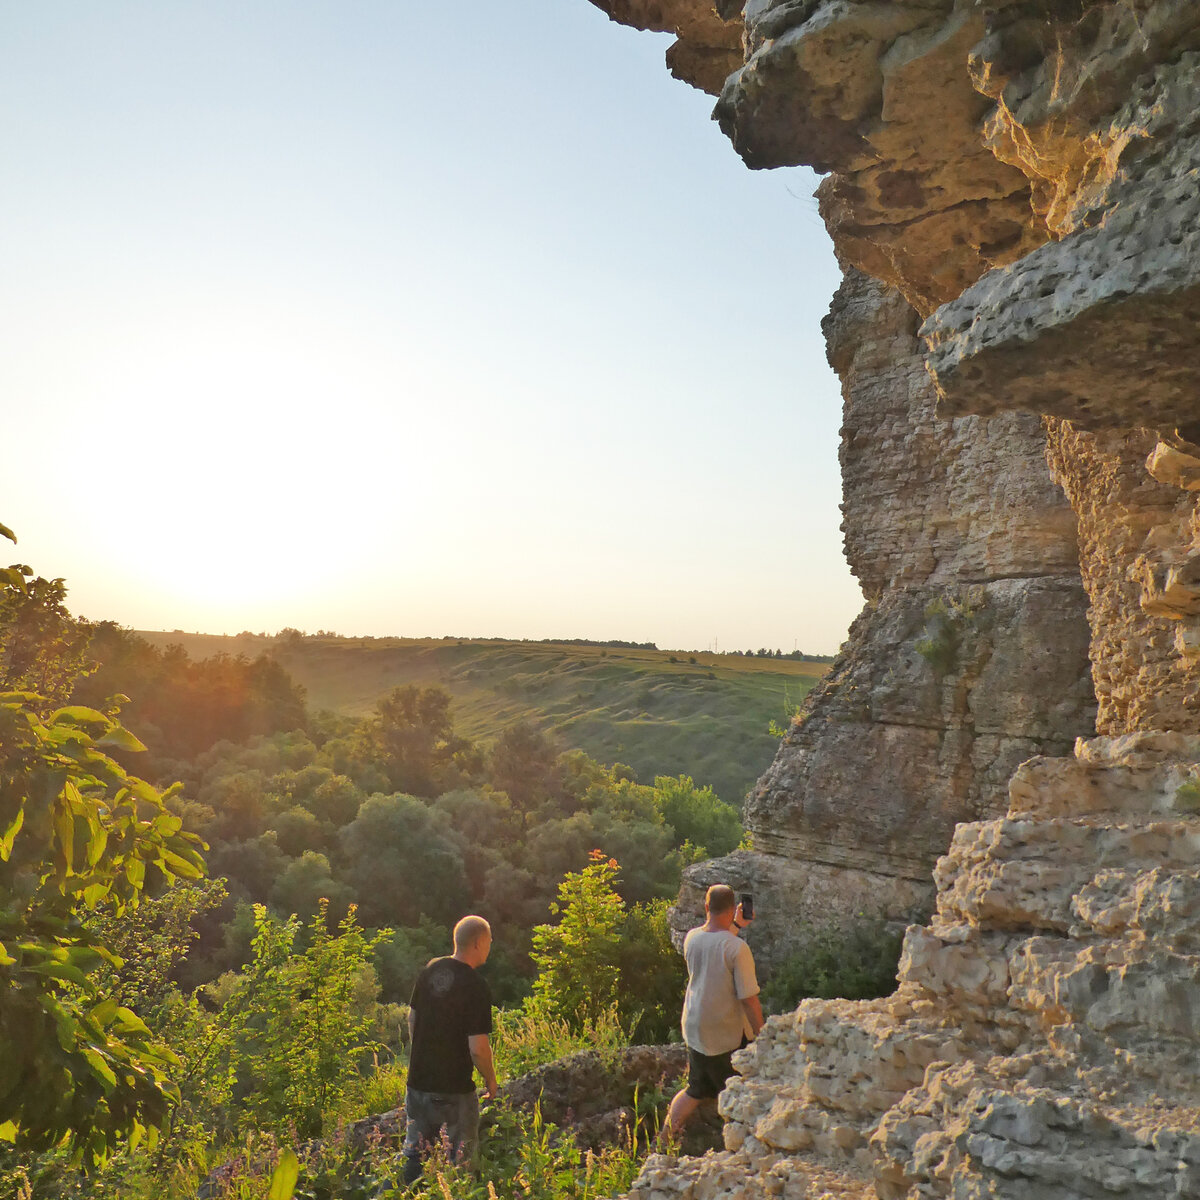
top-left (137, 632), bottom-right (828, 804)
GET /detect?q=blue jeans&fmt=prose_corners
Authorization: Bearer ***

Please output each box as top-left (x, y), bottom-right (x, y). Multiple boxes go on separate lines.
top-left (402, 1088), bottom-right (480, 1181)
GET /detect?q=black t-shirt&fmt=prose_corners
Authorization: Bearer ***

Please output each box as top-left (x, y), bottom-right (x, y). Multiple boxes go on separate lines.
top-left (407, 956), bottom-right (493, 1094)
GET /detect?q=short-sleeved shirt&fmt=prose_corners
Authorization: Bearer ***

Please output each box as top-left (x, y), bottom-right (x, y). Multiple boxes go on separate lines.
top-left (680, 928), bottom-right (758, 1056)
top-left (408, 956), bottom-right (493, 1094)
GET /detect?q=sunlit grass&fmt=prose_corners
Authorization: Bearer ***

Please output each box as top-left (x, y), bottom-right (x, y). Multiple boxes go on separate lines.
top-left (491, 1003), bottom-right (630, 1081)
top-left (138, 632), bottom-right (827, 802)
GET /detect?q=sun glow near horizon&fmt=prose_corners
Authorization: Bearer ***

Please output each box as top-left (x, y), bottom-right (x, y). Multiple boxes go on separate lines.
top-left (2, 0), bottom-right (861, 655)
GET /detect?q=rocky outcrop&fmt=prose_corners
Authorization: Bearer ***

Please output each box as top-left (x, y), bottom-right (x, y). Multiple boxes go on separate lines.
top-left (1045, 421), bottom-right (1200, 736)
top-left (585, 0), bottom-right (742, 94)
top-left (923, 48), bottom-right (1200, 431)
top-left (675, 271), bottom-right (1093, 970)
top-left (580, 1), bottom-right (1200, 1197)
top-left (715, 2), bottom-right (1048, 315)
top-left (627, 735), bottom-right (1200, 1199)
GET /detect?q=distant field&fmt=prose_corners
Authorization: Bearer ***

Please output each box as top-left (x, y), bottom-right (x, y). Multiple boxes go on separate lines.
top-left (136, 633), bottom-right (828, 805)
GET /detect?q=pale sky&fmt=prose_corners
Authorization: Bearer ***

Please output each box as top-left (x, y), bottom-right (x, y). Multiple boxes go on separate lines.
top-left (0, 1), bottom-right (862, 655)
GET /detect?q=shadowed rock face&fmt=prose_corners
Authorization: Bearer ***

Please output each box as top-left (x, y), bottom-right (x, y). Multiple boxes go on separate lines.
top-left (716, 1), bottom-right (1048, 314)
top-left (579, 1), bottom-right (1200, 1196)
top-left (672, 271), bottom-right (1094, 967)
top-left (923, 49), bottom-right (1200, 432)
top-left (1043, 420), bottom-right (1200, 734)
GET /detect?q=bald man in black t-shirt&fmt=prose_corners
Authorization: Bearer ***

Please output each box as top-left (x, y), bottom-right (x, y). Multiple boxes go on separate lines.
top-left (402, 915), bottom-right (497, 1185)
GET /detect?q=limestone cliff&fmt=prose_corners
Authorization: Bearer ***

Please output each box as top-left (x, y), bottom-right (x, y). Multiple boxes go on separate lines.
top-left (583, 0), bottom-right (1200, 1196)
top-left (674, 270), bottom-right (1094, 971)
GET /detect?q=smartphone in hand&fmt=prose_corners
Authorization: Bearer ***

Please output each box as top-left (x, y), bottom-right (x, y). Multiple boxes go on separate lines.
top-left (739, 892), bottom-right (754, 920)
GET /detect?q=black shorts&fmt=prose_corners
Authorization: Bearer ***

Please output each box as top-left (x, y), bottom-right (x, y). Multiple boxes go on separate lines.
top-left (685, 1044), bottom-right (740, 1100)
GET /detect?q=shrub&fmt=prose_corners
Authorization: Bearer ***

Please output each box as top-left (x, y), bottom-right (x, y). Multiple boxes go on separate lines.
top-left (491, 1005), bottom-right (629, 1082)
top-left (222, 901), bottom-right (387, 1138)
top-left (760, 918), bottom-right (904, 1014)
top-left (1176, 776), bottom-right (1200, 813)
top-left (528, 852), bottom-right (624, 1030)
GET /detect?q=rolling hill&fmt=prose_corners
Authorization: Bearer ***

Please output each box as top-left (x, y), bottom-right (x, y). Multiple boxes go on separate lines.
top-left (135, 632), bottom-right (828, 805)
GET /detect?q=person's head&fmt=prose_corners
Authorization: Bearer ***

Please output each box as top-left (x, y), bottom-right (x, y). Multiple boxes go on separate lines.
top-left (453, 914), bottom-right (492, 966)
top-left (704, 885), bottom-right (736, 928)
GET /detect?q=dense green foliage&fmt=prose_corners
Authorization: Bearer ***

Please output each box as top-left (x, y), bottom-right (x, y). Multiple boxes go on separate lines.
top-left (136, 630), bottom-right (826, 804)
top-left (217, 902), bottom-right (387, 1139)
top-left (127, 696), bottom-right (735, 1007)
top-left (0, 531), bottom-right (207, 1166)
top-left (73, 623), bottom-right (308, 767)
top-left (530, 853), bottom-right (627, 1029)
top-left (527, 852), bottom-right (686, 1044)
top-left (758, 918), bottom-right (905, 1014)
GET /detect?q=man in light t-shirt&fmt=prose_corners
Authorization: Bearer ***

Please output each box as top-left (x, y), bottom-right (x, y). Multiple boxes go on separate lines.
top-left (660, 883), bottom-right (764, 1142)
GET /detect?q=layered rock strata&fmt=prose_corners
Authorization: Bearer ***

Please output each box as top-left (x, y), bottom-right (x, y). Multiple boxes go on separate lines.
top-left (580, 1), bottom-right (1200, 1197)
top-left (674, 271), bottom-right (1093, 970)
top-left (1045, 421), bottom-right (1200, 736)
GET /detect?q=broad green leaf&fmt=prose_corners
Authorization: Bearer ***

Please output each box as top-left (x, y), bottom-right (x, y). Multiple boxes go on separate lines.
top-left (48, 706), bottom-right (110, 728)
top-left (0, 805), bottom-right (24, 861)
top-left (160, 848), bottom-right (203, 878)
top-left (39, 995), bottom-right (79, 1051)
top-left (128, 778), bottom-right (162, 804)
top-left (89, 997), bottom-right (119, 1027)
top-left (124, 857), bottom-right (145, 889)
top-left (152, 812), bottom-right (182, 836)
top-left (28, 960), bottom-right (90, 986)
top-left (0, 521), bottom-right (16, 543)
top-left (0, 940), bottom-right (13, 966)
top-left (54, 807), bottom-right (76, 871)
top-left (268, 1148), bottom-right (300, 1200)
top-left (96, 726), bottom-right (146, 753)
top-left (64, 945), bottom-right (108, 971)
top-left (0, 1120), bottom-right (16, 1142)
top-left (111, 1007), bottom-right (151, 1037)
top-left (85, 824), bottom-right (109, 867)
top-left (82, 1049), bottom-right (118, 1091)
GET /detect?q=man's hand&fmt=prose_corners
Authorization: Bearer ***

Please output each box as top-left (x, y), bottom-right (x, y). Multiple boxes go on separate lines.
top-left (741, 994), bottom-right (765, 1038)
top-left (469, 1033), bottom-right (499, 1099)
top-left (735, 902), bottom-right (755, 929)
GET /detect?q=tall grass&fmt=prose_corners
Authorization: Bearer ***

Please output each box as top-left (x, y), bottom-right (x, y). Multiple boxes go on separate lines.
top-left (491, 1003), bottom-right (630, 1080)
top-left (4, 1005), bottom-right (654, 1200)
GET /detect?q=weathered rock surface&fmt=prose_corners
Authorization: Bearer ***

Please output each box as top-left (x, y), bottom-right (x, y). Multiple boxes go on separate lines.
top-left (924, 49), bottom-right (1200, 431)
top-left (585, 0), bottom-right (742, 94)
top-left (578, 2), bottom-right (1200, 1198)
top-left (624, 737), bottom-right (1200, 1200)
top-left (715, 2), bottom-right (1046, 314)
top-left (675, 271), bottom-right (1093, 971)
top-left (1045, 420), bottom-right (1200, 735)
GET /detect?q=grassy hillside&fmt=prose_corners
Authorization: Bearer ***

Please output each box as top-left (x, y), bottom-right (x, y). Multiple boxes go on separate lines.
top-left (135, 633), bottom-right (827, 805)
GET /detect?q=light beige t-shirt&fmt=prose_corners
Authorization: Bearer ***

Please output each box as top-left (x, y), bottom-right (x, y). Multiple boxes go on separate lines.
top-left (680, 927), bottom-right (759, 1056)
